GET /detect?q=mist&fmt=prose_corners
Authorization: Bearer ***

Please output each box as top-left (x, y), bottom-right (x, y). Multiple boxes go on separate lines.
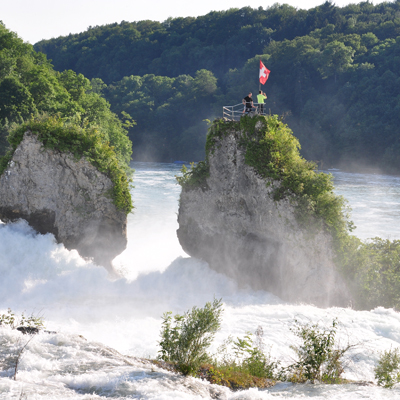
top-left (2, 163), bottom-right (400, 398)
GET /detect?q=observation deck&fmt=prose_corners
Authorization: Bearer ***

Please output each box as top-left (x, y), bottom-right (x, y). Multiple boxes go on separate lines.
top-left (222, 103), bottom-right (268, 121)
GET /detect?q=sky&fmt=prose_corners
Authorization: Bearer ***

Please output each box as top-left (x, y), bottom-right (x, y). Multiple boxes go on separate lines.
top-left (1, 0), bottom-right (387, 45)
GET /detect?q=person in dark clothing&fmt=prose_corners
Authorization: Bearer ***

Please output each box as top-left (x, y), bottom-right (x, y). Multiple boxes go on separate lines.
top-left (242, 92), bottom-right (256, 114)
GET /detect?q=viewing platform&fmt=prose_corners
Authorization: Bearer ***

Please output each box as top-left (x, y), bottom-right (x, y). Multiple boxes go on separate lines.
top-left (222, 103), bottom-right (268, 121)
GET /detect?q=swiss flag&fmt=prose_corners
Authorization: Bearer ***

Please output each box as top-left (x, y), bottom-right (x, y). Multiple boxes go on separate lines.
top-left (259, 60), bottom-right (270, 85)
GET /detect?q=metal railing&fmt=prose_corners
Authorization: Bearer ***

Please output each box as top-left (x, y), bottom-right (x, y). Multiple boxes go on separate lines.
top-left (222, 103), bottom-right (267, 121)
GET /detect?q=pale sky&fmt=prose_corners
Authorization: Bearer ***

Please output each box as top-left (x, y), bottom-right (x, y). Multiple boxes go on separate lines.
top-left (0, 0), bottom-right (387, 45)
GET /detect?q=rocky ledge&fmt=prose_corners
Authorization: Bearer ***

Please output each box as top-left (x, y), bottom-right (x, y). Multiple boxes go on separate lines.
top-left (177, 118), bottom-right (350, 307)
top-left (0, 131), bottom-right (127, 272)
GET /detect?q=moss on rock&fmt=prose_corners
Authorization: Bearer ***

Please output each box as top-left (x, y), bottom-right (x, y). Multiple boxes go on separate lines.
top-left (0, 115), bottom-right (133, 214)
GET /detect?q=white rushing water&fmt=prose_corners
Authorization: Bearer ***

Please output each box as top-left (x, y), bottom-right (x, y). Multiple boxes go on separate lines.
top-left (1, 163), bottom-right (400, 399)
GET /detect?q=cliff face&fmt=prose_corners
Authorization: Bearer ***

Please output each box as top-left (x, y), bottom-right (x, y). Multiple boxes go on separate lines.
top-left (177, 120), bottom-right (349, 307)
top-left (0, 132), bottom-right (127, 271)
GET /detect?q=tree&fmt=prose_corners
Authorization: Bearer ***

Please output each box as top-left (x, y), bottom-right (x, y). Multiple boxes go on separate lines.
top-left (319, 41), bottom-right (354, 79)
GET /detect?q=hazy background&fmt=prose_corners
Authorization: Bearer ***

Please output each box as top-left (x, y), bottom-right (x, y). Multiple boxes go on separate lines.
top-left (1, 0), bottom-right (387, 44)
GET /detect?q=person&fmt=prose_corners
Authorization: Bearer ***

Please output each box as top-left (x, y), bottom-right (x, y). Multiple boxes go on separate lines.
top-left (242, 92), bottom-right (256, 114)
top-left (257, 90), bottom-right (267, 115)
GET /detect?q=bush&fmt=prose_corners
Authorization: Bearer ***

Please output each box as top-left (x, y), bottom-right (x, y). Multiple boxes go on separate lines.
top-left (353, 238), bottom-right (400, 310)
top-left (231, 326), bottom-right (277, 379)
top-left (203, 326), bottom-right (278, 389)
top-left (285, 318), bottom-right (349, 383)
top-left (176, 161), bottom-right (209, 190)
top-left (158, 298), bottom-right (223, 376)
top-left (0, 308), bottom-right (45, 330)
top-left (375, 348), bottom-right (400, 388)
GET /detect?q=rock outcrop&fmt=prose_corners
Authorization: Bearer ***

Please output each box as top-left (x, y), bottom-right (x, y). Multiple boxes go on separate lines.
top-left (0, 132), bottom-right (127, 271)
top-left (177, 119), bottom-right (350, 307)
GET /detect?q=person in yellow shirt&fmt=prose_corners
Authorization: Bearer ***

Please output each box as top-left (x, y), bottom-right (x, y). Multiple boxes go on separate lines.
top-left (257, 90), bottom-right (267, 115)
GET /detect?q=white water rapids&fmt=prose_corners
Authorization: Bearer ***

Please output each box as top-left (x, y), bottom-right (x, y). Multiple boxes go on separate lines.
top-left (1, 163), bottom-right (400, 399)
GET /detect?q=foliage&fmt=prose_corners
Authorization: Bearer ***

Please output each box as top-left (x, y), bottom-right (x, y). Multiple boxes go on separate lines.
top-left (285, 318), bottom-right (349, 383)
top-left (103, 71), bottom-right (216, 162)
top-left (0, 308), bottom-right (45, 330)
top-left (33, 3), bottom-right (400, 172)
top-left (34, 2), bottom-right (400, 83)
top-left (3, 115), bottom-right (133, 213)
top-left (207, 115), bottom-right (352, 247)
top-left (346, 238), bottom-right (400, 310)
top-left (203, 116), bottom-right (400, 311)
top-left (199, 326), bottom-right (279, 390)
top-left (158, 298), bottom-right (223, 376)
top-left (0, 22), bottom-right (133, 174)
top-left (375, 348), bottom-right (400, 388)
top-left (202, 363), bottom-right (275, 390)
top-left (156, 306), bottom-right (363, 388)
top-left (175, 161), bottom-right (209, 190)
top-left (0, 149), bottom-right (13, 176)
top-left (231, 327), bottom-right (277, 379)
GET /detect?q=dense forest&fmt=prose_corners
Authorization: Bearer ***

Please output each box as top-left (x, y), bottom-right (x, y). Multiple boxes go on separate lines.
top-left (2, 1), bottom-right (400, 172)
top-left (0, 22), bottom-right (132, 172)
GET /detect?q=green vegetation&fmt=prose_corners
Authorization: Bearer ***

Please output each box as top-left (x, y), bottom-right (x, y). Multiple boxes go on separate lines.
top-left (157, 301), bottom-right (278, 388)
top-left (344, 238), bottom-right (400, 310)
top-left (0, 308), bottom-right (45, 330)
top-left (230, 328), bottom-right (277, 379)
top-left (375, 348), bottom-right (400, 388)
top-left (206, 327), bottom-right (278, 389)
top-left (3, 115), bottom-right (133, 213)
top-left (239, 115), bottom-right (350, 241)
top-left (285, 319), bottom-right (349, 383)
top-left (158, 302), bottom-right (356, 388)
top-left (102, 71), bottom-right (217, 161)
top-left (33, 2), bottom-right (400, 173)
top-left (0, 22), bottom-right (133, 213)
top-left (178, 116), bottom-right (400, 311)
top-left (183, 115), bottom-right (350, 245)
top-left (175, 161), bottom-right (209, 190)
top-left (158, 298), bottom-right (223, 376)
top-left (0, 22), bottom-right (133, 162)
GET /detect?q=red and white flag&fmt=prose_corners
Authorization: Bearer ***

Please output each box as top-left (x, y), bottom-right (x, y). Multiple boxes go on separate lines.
top-left (259, 60), bottom-right (270, 85)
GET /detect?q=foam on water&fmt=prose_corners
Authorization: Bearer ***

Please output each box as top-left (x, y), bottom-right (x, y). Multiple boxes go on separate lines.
top-left (1, 163), bottom-right (400, 399)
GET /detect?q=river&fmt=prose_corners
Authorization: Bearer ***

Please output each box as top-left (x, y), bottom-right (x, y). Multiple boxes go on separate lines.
top-left (1, 163), bottom-right (400, 399)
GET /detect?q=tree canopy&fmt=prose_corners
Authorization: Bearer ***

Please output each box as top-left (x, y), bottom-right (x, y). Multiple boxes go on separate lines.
top-left (5, 2), bottom-right (400, 172)
top-left (0, 22), bottom-right (133, 213)
top-left (0, 21), bottom-right (132, 172)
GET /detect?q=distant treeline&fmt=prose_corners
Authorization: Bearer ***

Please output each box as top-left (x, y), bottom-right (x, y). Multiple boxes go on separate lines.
top-left (8, 2), bottom-right (400, 170)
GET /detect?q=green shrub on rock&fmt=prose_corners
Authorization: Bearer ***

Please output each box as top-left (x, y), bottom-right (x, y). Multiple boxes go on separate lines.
top-left (180, 115), bottom-right (352, 245)
top-left (231, 327), bottom-right (277, 379)
top-left (1, 115), bottom-right (133, 214)
top-left (375, 348), bottom-right (400, 388)
top-left (239, 115), bottom-right (352, 242)
top-left (158, 298), bottom-right (223, 376)
top-left (0, 308), bottom-right (45, 330)
top-left (175, 161), bottom-right (209, 190)
top-left (177, 115), bottom-right (400, 310)
top-left (284, 319), bottom-right (350, 383)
